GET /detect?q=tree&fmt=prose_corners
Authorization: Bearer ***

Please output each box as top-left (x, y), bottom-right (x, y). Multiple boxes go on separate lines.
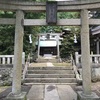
top-left (58, 12), bottom-right (81, 58)
top-left (60, 26), bottom-right (81, 58)
top-left (0, 5), bottom-right (81, 60)
top-left (0, 11), bottom-right (15, 55)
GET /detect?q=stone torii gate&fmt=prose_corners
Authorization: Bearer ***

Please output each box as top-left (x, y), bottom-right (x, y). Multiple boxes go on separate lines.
top-left (0, 0), bottom-right (100, 100)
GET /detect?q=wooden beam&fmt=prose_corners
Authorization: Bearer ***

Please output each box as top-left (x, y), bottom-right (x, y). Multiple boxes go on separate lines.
top-left (0, 18), bottom-right (15, 25)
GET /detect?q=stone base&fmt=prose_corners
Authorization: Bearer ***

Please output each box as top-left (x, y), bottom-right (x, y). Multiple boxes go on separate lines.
top-left (77, 91), bottom-right (100, 100)
top-left (6, 92), bottom-right (27, 100)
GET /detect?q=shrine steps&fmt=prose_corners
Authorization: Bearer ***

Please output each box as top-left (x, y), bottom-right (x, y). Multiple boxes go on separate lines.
top-left (23, 66), bottom-right (77, 86)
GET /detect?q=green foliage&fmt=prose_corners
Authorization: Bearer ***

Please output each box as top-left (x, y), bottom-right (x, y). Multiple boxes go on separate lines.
top-left (0, 2), bottom-right (99, 62)
top-left (58, 12), bottom-right (80, 19)
top-left (0, 11), bottom-right (15, 55)
top-left (60, 26), bottom-right (81, 58)
top-left (0, 11), bottom-right (15, 18)
top-left (25, 12), bottom-right (46, 19)
top-left (0, 11), bottom-right (39, 56)
top-left (0, 25), bottom-right (15, 55)
top-left (23, 0), bottom-right (47, 2)
top-left (24, 26), bottom-right (38, 56)
top-left (0, 9), bottom-right (81, 59)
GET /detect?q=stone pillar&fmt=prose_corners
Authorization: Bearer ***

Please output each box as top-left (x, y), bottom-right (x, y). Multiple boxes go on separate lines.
top-left (22, 52), bottom-right (25, 64)
top-left (96, 38), bottom-right (100, 54)
top-left (38, 35), bottom-right (40, 59)
top-left (57, 35), bottom-right (60, 61)
top-left (81, 9), bottom-right (91, 95)
top-left (75, 52), bottom-right (79, 65)
top-left (12, 10), bottom-right (24, 94)
top-left (6, 10), bottom-right (26, 100)
top-left (77, 9), bottom-right (99, 100)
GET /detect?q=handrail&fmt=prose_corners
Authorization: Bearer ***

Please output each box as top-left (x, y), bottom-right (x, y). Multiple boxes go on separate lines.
top-left (71, 54), bottom-right (82, 83)
top-left (22, 53), bottom-right (30, 80)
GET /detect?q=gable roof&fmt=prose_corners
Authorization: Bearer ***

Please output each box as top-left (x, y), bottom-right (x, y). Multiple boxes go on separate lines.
top-left (91, 26), bottom-right (100, 35)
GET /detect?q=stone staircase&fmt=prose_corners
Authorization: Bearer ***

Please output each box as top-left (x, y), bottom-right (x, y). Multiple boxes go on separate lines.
top-left (37, 58), bottom-right (58, 63)
top-left (37, 56), bottom-right (59, 63)
top-left (23, 66), bottom-right (77, 85)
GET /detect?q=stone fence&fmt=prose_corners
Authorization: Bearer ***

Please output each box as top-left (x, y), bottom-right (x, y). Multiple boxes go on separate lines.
top-left (75, 52), bottom-right (100, 81)
top-left (0, 52), bottom-right (25, 86)
top-left (75, 52), bottom-right (100, 66)
top-left (0, 52), bottom-right (25, 65)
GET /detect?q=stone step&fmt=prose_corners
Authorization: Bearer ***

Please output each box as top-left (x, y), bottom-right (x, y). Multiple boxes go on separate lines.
top-left (28, 67), bottom-right (72, 70)
top-left (24, 78), bottom-right (77, 83)
top-left (24, 83), bottom-right (77, 86)
top-left (24, 66), bottom-right (77, 85)
top-left (25, 74), bottom-right (75, 78)
top-left (27, 70), bottom-right (74, 74)
top-left (37, 58), bottom-right (58, 63)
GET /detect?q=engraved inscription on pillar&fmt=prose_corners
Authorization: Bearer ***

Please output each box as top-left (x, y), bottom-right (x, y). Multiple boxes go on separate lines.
top-left (46, 1), bottom-right (57, 24)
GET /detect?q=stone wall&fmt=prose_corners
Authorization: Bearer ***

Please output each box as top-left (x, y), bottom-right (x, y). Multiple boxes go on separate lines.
top-left (0, 65), bottom-right (13, 86)
top-left (78, 67), bottom-right (100, 82)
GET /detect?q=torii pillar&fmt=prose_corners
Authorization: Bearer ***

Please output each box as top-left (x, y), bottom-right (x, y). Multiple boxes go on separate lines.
top-left (6, 10), bottom-right (26, 100)
top-left (77, 9), bottom-right (99, 100)
top-left (37, 35), bottom-right (40, 59)
top-left (96, 37), bottom-right (100, 54)
top-left (56, 34), bottom-right (60, 62)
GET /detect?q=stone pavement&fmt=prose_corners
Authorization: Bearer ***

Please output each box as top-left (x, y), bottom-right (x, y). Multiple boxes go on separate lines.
top-left (27, 63), bottom-right (77, 100)
top-left (27, 84), bottom-right (77, 100)
top-left (46, 62), bottom-right (54, 67)
top-left (0, 62), bottom-right (100, 100)
top-left (0, 83), bottom-right (100, 100)
top-left (74, 82), bottom-right (100, 97)
top-left (26, 62), bottom-right (100, 100)
top-left (26, 82), bottom-right (100, 100)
